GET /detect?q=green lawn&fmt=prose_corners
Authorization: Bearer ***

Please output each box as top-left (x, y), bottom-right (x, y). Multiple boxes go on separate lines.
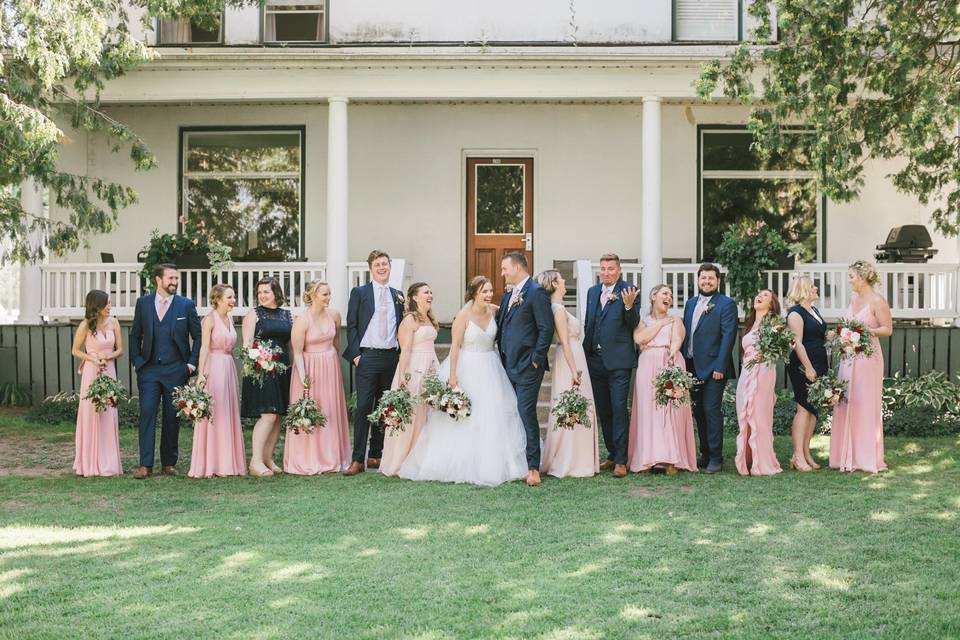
top-left (0, 414), bottom-right (958, 639)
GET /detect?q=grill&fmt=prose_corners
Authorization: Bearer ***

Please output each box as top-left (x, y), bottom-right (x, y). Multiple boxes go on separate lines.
top-left (874, 225), bottom-right (938, 263)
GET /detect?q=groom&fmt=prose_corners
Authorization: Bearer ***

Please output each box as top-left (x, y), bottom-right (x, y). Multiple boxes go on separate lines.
top-left (682, 263), bottom-right (738, 473)
top-left (497, 251), bottom-right (554, 487)
top-left (129, 264), bottom-right (201, 479)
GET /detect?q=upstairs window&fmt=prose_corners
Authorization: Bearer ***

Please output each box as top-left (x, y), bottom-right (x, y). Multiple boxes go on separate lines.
top-left (674, 0), bottom-right (739, 41)
top-left (264, 0), bottom-right (326, 43)
top-left (157, 15), bottom-right (223, 45)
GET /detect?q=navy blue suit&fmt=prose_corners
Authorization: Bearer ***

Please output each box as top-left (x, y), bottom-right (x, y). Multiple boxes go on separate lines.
top-left (343, 282), bottom-right (405, 463)
top-left (496, 277), bottom-right (554, 469)
top-left (129, 293), bottom-right (201, 468)
top-left (582, 280), bottom-right (641, 465)
top-left (681, 293), bottom-right (738, 465)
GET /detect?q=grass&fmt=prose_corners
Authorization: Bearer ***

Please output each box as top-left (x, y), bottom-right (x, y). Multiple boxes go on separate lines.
top-left (0, 412), bottom-right (958, 639)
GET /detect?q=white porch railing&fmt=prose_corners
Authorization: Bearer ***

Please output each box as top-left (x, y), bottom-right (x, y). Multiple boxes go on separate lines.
top-left (576, 260), bottom-right (960, 321)
top-left (39, 259), bottom-right (413, 320)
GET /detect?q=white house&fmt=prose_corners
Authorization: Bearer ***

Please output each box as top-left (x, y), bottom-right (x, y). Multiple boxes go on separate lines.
top-left (12, 0), bottom-right (960, 325)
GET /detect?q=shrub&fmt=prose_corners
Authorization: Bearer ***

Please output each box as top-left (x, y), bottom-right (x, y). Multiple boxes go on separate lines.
top-left (27, 391), bottom-right (148, 428)
top-left (0, 382), bottom-right (32, 407)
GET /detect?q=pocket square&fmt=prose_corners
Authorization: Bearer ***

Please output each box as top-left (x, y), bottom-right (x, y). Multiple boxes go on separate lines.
top-left (176, 317), bottom-right (186, 320)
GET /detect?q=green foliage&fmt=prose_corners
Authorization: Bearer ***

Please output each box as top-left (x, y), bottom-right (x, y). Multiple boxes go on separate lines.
top-left (26, 390), bottom-right (145, 427)
top-left (138, 218), bottom-right (232, 288)
top-left (714, 220), bottom-right (789, 307)
top-left (0, 382), bottom-right (32, 407)
top-left (697, 1), bottom-right (960, 236)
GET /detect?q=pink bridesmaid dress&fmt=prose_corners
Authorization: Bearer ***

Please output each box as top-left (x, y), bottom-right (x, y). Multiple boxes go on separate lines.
top-left (74, 328), bottom-right (123, 477)
top-left (734, 329), bottom-right (783, 476)
top-left (380, 324), bottom-right (439, 476)
top-left (542, 303), bottom-right (600, 477)
top-left (188, 314), bottom-right (246, 478)
top-left (830, 304), bottom-right (887, 473)
top-left (627, 318), bottom-right (698, 473)
top-left (284, 312), bottom-right (352, 474)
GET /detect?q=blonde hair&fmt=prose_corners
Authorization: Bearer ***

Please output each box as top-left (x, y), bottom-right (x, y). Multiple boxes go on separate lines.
top-left (535, 270), bottom-right (561, 295)
top-left (209, 284), bottom-right (234, 309)
top-left (849, 260), bottom-right (881, 287)
top-left (648, 283), bottom-right (670, 304)
top-left (302, 280), bottom-right (330, 306)
top-left (786, 275), bottom-right (816, 306)
top-left (599, 253), bottom-right (621, 265)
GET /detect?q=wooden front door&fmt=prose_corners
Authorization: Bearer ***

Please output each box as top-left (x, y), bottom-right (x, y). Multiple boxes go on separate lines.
top-left (466, 157), bottom-right (534, 301)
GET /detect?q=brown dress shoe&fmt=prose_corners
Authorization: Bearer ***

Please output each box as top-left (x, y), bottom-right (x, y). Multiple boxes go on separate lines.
top-left (133, 466), bottom-right (153, 479)
top-left (526, 469), bottom-right (542, 487)
top-left (366, 457), bottom-right (381, 470)
top-left (343, 461), bottom-right (365, 476)
top-left (599, 459), bottom-right (616, 471)
top-left (613, 464), bottom-right (627, 478)
top-left (161, 465), bottom-right (178, 476)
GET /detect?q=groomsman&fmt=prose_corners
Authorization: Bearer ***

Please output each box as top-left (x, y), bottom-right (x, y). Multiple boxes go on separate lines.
top-left (342, 250), bottom-right (405, 476)
top-left (582, 254), bottom-right (640, 477)
top-left (682, 263), bottom-right (738, 473)
top-left (129, 264), bottom-right (201, 479)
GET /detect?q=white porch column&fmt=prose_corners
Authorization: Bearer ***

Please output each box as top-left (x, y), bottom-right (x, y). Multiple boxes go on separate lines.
top-left (326, 97), bottom-right (349, 318)
top-left (641, 96), bottom-right (663, 296)
top-left (17, 178), bottom-right (45, 324)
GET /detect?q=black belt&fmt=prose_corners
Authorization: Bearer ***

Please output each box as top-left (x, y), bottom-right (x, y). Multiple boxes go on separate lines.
top-left (360, 347), bottom-right (399, 353)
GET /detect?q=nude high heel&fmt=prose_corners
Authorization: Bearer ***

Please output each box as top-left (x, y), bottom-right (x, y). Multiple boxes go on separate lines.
top-left (790, 455), bottom-right (813, 472)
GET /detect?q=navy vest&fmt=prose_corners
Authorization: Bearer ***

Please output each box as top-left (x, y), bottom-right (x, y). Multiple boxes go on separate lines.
top-left (149, 302), bottom-right (181, 366)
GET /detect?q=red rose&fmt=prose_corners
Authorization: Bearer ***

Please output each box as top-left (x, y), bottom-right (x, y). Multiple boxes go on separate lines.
top-left (273, 353), bottom-right (281, 361)
top-left (664, 380), bottom-right (674, 390)
top-left (179, 401), bottom-right (186, 408)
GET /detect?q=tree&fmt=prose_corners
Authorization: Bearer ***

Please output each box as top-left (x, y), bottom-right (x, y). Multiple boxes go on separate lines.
top-left (696, 1), bottom-right (960, 235)
top-left (0, 0), bottom-right (238, 263)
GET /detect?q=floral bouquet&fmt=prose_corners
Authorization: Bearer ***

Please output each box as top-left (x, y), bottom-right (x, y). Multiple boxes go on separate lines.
top-left (236, 339), bottom-right (288, 385)
top-left (284, 376), bottom-right (327, 435)
top-left (832, 319), bottom-right (875, 361)
top-left (84, 367), bottom-right (127, 412)
top-left (746, 314), bottom-right (795, 369)
top-left (420, 367), bottom-right (471, 422)
top-left (172, 381), bottom-right (213, 426)
top-left (368, 380), bottom-right (415, 435)
top-left (551, 375), bottom-right (591, 430)
top-left (654, 365), bottom-right (698, 408)
top-left (806, 370), bottom-right (848, 411)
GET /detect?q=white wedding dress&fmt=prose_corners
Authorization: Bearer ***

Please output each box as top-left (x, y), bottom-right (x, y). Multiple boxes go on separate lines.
top-left (398, 318), bottom-right (528, 486)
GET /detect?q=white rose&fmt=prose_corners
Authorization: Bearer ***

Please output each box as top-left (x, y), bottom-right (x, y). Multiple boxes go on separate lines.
top-left (848, 332), bottom-right (861, 344)
top-left (248, 348), bottom-right (261, 359)
top-left (824, 390), bottom-right (834, 399)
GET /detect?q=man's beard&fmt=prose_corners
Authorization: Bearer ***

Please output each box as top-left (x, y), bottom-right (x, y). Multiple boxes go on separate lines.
top-left (698, 286), bottom-right (716, 297)
top-left (164, 284), bottom-right (178, 295)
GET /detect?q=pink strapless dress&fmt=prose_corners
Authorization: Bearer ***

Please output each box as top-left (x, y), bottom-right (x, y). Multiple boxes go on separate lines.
top-left (74, 328), bottom-right (123, 477)
top-left (188, 314), bottom-right (246, 478)
top-left (284, 312), bottom-right (352, 474)
top-left (734, 329), bottom-right (782, 476)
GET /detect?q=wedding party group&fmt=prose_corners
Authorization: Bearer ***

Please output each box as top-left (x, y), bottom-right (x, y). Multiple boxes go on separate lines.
top-left (70, 249), bottom-right (893, 486)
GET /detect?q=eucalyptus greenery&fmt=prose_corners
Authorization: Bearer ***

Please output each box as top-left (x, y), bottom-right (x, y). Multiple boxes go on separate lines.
top-left (696, 1), bottom-right (960, 236)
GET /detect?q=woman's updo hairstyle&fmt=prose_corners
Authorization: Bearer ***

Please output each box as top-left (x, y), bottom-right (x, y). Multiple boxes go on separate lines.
top-left (209, 283), bottom-right (234, 309)
top-left (534, 270), bottom-right (561, 295)
top-left (849, 260), bottom-right (881, 287)
top-left (464, 276), bottom-right (491, 303)
top-left (302, 280), bottom-right (329, 306)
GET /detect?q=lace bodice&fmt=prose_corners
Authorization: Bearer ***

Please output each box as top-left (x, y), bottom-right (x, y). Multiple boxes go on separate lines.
top-left (461, 318), bottom-right (497, 352)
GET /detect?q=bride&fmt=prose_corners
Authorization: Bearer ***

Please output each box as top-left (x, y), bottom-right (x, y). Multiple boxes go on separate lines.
top-left (399, 276), bottom-right (528, 486)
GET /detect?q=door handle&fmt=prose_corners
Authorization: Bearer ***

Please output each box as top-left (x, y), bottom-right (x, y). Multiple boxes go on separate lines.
top-left (524, 232), bottom-right (532, 251)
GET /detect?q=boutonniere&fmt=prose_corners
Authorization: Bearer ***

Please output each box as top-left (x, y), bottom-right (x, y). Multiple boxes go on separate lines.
top-left (511, 293), bottom-right (525, 309)
top-left (703, 303), bottom-right (716, 315)
top-left (394, 292), bottom-right (405, 305)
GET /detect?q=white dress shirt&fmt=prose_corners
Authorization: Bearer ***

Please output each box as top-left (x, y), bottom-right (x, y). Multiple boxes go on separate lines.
top-left (360, 281), bottom-right (399, 349)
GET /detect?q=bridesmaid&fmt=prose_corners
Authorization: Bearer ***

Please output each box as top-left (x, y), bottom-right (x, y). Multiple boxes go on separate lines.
top-left (188, 284), bottom-right (246, 478)
top-left (241, 276), bottom-right (293, 477)
top-left (830, 260), bottom-right (892, 473)
top-left (284, 281), bottom-right (351, 475)
top-left (734, 290), bottom-right (783, 476)
top-left (785, 276), bottom-right (829, 471)
top-left (537, 270), bottom-right (599, 478)
top-left (71, 290), bottom-right (123, 477)
top-left (379, 282), bottom-right (439, 477)
top-left (627, 285), bottom-right (697, 475)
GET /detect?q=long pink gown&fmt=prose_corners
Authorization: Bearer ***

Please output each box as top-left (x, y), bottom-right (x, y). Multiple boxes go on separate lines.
top-left (188, 313), bottom-right (246, 478)
top-left (542, 304), bottom-right (600, 477)
top-left (627, 318), bottom-right (698, 473)
top-left (830, 303), bottom-right (887, 473)
top-left (284, 312), bottom-right (352, 474)
top-left (734, 329), bottom-right (783, 476)
top-left (380, 324), bottom-right (439, 477)
top-left (74, 328), bottom-right (123, 477)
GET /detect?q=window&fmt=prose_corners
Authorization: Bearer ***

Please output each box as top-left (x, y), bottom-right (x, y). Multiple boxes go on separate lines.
top-left (674, 0), bottom-right (739, 41)
top-left (699, 128), bottom-right (822, 262)
top-left (181, 129), bottom-right (304, 261)
top-left (158, 15), bottom-right (223, 44)
top-left (264, 1), bottom-right (326, 43)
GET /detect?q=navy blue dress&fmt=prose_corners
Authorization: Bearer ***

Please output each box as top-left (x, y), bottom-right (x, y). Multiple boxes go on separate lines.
top-left (786, 305), bottom-right (829, 416)
top-left (241, 306), bottom-right (293, 418)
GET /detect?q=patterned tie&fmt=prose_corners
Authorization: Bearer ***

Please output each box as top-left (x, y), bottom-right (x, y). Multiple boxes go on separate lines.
top-left (688, 296), bottom-right (709, 356)
top-left (508, 285), bottom-right (519, 309)
top-left (600, 287), bottom-right (612, 310)
top-left (158, 296), bottom-right (169, 321)
top-left (377, 286), bottom-right (389, 341)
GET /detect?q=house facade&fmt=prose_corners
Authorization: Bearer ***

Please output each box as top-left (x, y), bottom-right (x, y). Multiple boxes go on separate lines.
top-left (10, 0), bottom-right (959, 324)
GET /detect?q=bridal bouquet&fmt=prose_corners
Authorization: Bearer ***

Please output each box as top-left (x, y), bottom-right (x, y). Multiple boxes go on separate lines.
top-left (369, 379), bottom-right (414, 435)
top-left (551, 374), bottom-right (591, 430)
top-left (807, 370), bottom-right (848, 411)
top-left (236, 339), bottom-right (288, 385)
top-left (84, 367), bottom-right (127, 412)
top-left (284, 376), bottom-right (327, 435)
top-left (654, 366), bottom-right (698, 408)
top-left (172, 381), bottom-right (213, 425)
top-left (746, 315), bottom-right (795, 369)
top-left (832, 319), bottom-right (875, 361)
top-left (420, 367), bottom-right (472, 422)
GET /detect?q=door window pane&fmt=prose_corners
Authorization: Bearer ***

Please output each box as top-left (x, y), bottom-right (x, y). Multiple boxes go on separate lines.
top-left (475, 164), bottom-right (524, 234)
